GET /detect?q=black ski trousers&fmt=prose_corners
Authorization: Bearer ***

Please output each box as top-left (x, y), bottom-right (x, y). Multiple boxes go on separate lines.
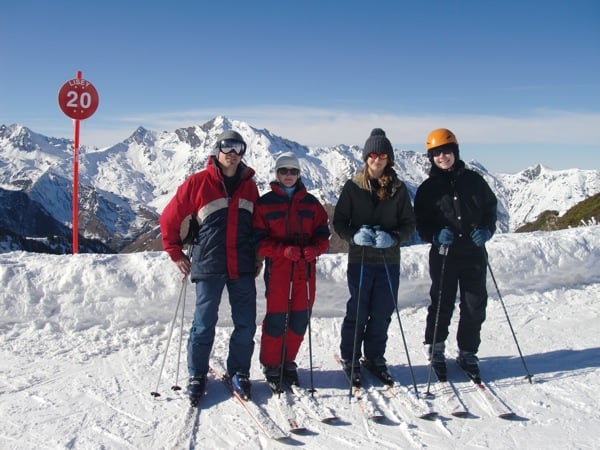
top-left (424, 245), bottom-right (488, 353)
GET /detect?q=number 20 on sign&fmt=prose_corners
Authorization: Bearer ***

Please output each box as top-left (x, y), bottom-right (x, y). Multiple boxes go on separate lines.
top-left (58, 76), bottom-right (99, 120)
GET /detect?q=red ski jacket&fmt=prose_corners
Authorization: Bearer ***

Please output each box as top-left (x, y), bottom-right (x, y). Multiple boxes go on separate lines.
top-left (159, 156), bottom-right (259, 280)
top-left (253, 181), bottom-right (330, 278)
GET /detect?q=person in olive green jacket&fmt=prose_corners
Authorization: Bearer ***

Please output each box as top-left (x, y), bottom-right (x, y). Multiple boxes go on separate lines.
top-left (333, 128), bottom-right (416, 387)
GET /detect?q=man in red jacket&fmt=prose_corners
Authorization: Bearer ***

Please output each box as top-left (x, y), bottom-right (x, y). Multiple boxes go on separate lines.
top-left (159, 130), bottom-right (260, 403)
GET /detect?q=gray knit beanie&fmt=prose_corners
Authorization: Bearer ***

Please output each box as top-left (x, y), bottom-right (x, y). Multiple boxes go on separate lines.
top-left (275, 151), bottom-right (300, 171)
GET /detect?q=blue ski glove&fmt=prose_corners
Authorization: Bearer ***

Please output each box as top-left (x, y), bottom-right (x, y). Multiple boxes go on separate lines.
top-left (374, 230), bottom-right (395, 249)
top-left (433, 227), bottom-right (454, 246)
top-left (353, 226), bottom-right (376, 247)
top-left (471, 228), bottom-right (492, 247)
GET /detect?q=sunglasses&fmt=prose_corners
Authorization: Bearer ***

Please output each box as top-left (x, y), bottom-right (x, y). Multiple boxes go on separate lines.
top-left (277, 167), bottom-right (300, 176)
top-left (219, 139), bottom-right (246, 156)
top-left (431, 147), bottom-right (454, 157)
top-left (368, 152), bottom-right (388, 160)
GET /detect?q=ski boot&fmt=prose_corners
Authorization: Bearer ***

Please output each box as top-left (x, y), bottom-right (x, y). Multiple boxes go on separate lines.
top-left (342, 359), bottom-right (361, 388)
top-left (425, 342), bottom-right (447, 381)
top-left (187, 376), bottom-right (206, 407)
top-left (361, 358), bottom-right (393, 386)
top-left (231, 372), bottom-right (252, 400)
top-left (283, 361), bottom-right (299, 387)
top-left (457, 350), bottom-right (481, 384)
top-left (263, 366), bottom-right (282, 394)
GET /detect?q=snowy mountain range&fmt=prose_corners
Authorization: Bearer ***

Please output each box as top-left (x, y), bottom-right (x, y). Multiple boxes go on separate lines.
top-left (1, 116), bottom-right (598, 253)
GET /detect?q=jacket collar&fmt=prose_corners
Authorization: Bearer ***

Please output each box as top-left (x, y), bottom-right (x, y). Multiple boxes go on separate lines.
top-left (429, 158), bottom-right (466, 178)
top-left (352, 168), bottom-right (403, 195)
top-left (206, 155), bottom-right (255, 181)
top-left (270, 180), bottom-right (307, 198)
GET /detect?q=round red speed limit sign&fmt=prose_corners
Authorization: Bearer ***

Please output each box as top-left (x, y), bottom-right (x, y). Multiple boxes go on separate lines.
top-left (58, 78), bottom-right (99, 120)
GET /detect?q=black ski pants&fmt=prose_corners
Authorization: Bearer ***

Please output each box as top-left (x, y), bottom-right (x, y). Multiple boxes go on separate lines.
top-left (424, 245), bottom-right (488, 353)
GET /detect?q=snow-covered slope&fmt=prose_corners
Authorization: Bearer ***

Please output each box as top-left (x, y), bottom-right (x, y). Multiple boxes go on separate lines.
top-left (0, 226), bottom-right (599, 448)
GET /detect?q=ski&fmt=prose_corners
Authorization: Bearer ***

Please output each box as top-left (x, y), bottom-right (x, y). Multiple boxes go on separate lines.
top-left (360, 365), bottom-right (438, 421)
top-left (333, 354), bottom-right (386, 422)
top-left (422, 364), bottom-right (469, 418)
top-left (290, 384), bottom-right (338, 423)
top-left (208, 365), bottom-right (290, 441)
top-left (268, 385), bottom-right (308, 434)
top-left (454, 360), bottom-right (516, 420)
top-left (169, 405), bottom-right (202, 449)
top-left (430, 379), bottom-right (469, 418)
top-left (380, 381), bottom-right (438, 420)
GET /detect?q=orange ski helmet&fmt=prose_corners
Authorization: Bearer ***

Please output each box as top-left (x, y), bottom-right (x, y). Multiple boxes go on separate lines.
top-left (426, 128), bottom-right (458, 152)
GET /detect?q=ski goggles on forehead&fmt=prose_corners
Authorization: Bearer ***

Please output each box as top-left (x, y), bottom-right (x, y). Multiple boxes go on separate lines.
top-left (218, 139), bottom-right (246, 155)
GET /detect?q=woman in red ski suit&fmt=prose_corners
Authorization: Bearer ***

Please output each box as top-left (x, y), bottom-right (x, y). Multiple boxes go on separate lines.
top-left (253, 152), bottom-right (330, 388)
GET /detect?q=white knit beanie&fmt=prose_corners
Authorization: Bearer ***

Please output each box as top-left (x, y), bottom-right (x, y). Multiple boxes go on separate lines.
top-left (275, 152), bottom-right (300, 171)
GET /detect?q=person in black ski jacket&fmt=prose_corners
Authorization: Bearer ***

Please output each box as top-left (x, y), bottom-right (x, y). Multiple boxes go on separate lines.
top-left (413, 128), bottom-right (497, 382)
top-left (333, 128), bottom-right (415, 387)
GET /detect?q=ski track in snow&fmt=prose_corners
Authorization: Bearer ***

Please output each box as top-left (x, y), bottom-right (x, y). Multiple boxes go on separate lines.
top-left (1, 226), bottom-right (599, 449)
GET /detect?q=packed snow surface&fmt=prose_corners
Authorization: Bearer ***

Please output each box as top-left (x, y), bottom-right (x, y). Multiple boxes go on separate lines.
top-left (1, 226), bottom-right (599, 449)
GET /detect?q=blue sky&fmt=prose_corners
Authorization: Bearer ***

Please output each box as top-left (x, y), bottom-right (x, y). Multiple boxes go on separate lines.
top-left (1, 0), bottom-right (599, 173)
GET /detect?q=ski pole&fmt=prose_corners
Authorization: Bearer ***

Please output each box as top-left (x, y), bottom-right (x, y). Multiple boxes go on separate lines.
top-left (306, 259), bottom-right (316, 395)
top-left (172, 245), bottom-right (194, 391)
top-left (381, 250), bottom-right (419, 397)
top-left (171, 275), bottom-right (189, 391)
top-left (150, 272), bottom-right (189, 398)
top-left (151, 244), bottom-right (193, 397)
top-left (278, 260), bottom-right (296, 396)
top-left (424, 245), bottom-right (448, 397)
top-left (348, 246), bottom-right (366, 399)
top-left (485, 249), bottom-right (534, 383)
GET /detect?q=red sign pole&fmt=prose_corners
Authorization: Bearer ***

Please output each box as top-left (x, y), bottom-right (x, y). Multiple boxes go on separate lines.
top-left (72, 71), bottom-right (81, 254)
top-left (58, 71), bottom-right (99, 255)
